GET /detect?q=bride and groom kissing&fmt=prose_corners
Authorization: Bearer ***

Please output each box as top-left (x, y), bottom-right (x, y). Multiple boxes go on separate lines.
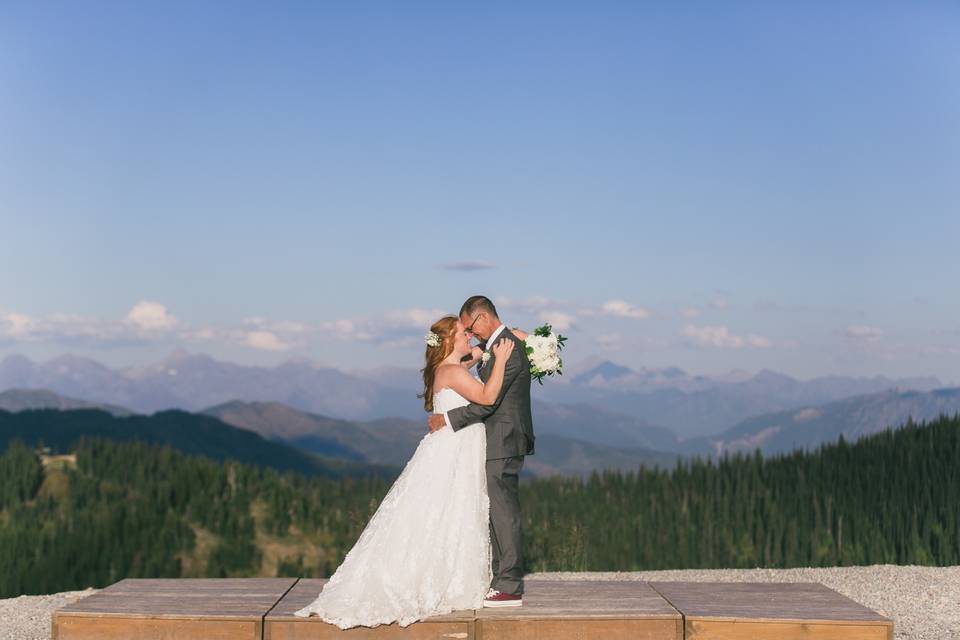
top-left (294, 295), bottom-right (535, 628)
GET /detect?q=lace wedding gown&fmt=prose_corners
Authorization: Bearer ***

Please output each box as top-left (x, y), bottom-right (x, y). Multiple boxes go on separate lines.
top-left (293, 386), bottom-right (492, 628)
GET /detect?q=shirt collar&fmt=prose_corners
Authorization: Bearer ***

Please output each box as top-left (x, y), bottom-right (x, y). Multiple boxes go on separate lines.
top-left (486, 323), bottom-right (506, 348)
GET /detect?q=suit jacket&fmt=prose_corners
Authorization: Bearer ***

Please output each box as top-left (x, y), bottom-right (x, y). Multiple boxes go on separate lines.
top-left (447, 328), bottom-right (535, 460)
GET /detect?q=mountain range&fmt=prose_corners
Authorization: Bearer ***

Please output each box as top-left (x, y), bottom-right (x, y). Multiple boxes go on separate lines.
top-left (203, 400), bottom-right (677, 476)
top-left (3, 381), bottom-right (958, 476)
top-left (1, 351), bottom-right (941, 443)
top-left (0, 389), bottom-right (676, 477)
top-left (536, 360), bottom-right (943, 438)
top-left (1, 350), bottom-right (952, 468)
top-left (683, 386), bottom-right (960, 458)
top-left (0, 350), bottom-right (418, 419)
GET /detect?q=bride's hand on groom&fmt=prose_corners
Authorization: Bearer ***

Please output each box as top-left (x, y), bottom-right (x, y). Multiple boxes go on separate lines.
top-left (491, 338), bottom-right (515, 361)
top-left (427, 413), bottom-right (446, 432)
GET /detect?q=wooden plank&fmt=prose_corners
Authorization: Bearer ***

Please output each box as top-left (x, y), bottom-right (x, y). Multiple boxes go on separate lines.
top-left (649, 582), bottom-right (893, 625)
top-left (265, 578), bottom-right (475, 640)
top-left (50, 577), bottom-right (894, 640)
top-left (476, 580), bottom-right (682, 640)
top-left (477, 580), bottom-right (681, 619)
top-left (53, 616), bottom-right (260, 640)
top-left (53, 578), bottom-right (296, 640)
top-left (477, 618), bottom-right (680, 640)
top-left (685, 619), bottom-right (890, 640)
top-left (650, 581), bottom-right (893, 640)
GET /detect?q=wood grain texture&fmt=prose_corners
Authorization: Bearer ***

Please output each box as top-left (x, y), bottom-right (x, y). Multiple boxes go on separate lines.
top-left (649, 582), bottom-right (893, 625)
top-left (53, 616), bottom-right (261, 640)
top-left (265, 578), bottom-right (476, 640)
top-left (476, 580), bottom-right (681, 620)
top-left (474, 580), bottom-right (681, 640)
top-left (475, 618), bottom-right (680, 640)
top-left (685, 619), bottom-right (891, 640)
top-left (49, 577), bottom-right (894, 640)
top-left (52, 578), bottom-right (296, 640)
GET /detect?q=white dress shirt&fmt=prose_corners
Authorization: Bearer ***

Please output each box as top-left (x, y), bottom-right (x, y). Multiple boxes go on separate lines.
top-left (442, 322), bottom-right (506, 429)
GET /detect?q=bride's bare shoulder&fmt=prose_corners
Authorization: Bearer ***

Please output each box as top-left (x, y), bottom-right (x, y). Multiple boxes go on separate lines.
top-left (434, 363), bottom-right (462, 384)
top-left (437, 363), bottom-right (474, 386)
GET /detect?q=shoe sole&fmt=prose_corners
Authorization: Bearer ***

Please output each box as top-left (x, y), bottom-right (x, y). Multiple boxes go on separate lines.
top-left (482, 600), bottom-right (523, 608)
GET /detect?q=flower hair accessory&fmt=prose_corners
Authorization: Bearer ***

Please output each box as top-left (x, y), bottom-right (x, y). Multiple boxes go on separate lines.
top-left (425, 331), bottom-right (441, 347)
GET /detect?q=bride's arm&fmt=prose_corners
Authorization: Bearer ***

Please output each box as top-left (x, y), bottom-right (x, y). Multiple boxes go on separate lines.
top-left (443, 340), bottom-right (515, 406)
top-left (511, 327), bottom-right (529, 340)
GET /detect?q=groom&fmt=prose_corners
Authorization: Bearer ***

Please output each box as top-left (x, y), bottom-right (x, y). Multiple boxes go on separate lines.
top-left (427, 295), bottom-right (534, 608)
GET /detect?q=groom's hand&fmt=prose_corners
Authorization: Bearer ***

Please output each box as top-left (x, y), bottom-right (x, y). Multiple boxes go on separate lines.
top-left (427, 414), bottom-right (446, 432)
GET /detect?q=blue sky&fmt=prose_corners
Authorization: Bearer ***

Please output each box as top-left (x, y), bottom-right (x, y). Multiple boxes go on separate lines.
top-left (1, 2), bottom-right (958, 381)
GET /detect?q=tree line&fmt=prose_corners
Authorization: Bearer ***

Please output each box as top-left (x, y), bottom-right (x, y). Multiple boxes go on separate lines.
top-left (1, 412), bottom-right (957, 597)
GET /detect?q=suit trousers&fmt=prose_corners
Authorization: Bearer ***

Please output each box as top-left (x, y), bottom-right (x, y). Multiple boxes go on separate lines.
top-left (486, 455), bottom-right (524, 595)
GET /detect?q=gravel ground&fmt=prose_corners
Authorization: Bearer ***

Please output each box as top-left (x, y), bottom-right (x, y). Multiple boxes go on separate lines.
top-left (1, 588), bottom-right (97, 640)
top-left (3, 566), bottom-right (955, 639)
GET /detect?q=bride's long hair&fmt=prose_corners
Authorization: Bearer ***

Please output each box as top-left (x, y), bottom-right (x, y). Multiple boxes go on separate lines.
top-left (418, 316), bottom-right (459, 412)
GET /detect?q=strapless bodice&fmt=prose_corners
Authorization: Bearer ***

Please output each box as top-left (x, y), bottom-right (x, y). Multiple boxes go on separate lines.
top-left (433, 386), bottom-right (470, 414)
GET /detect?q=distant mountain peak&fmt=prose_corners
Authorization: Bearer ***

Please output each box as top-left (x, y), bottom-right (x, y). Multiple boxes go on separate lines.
top-left (572, 360), bottom-right (633, 385)
top-left (752, 368), bottom-right (796, 384)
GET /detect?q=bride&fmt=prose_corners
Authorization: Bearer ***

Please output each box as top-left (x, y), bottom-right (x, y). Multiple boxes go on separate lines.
top-left (293, 315), bottom-right (517, 628)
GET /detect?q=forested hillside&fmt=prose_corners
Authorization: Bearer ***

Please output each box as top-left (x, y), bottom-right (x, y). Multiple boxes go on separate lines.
top-left (0, 408), bottom-right (391, 479)
top-left (1, 413), bottom-right (957, 597)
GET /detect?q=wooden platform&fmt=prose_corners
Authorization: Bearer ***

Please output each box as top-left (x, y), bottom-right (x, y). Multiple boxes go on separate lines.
top-left (52, 577), bottom-right (893, 640)
top-left (650, 581), bottom-right (893, 640)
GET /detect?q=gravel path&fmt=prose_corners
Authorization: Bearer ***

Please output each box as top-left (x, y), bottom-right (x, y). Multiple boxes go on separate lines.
top-left (3, 565), bottom-right (955, 639)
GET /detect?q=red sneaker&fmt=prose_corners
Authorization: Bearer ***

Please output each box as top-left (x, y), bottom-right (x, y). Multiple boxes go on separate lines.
top-left (483, 590), bottom-right (523, 608)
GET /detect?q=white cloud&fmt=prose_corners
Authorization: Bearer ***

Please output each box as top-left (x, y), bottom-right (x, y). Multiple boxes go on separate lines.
top-left (244, 330), bottom-right (292, 351)
top-left (682, 324), bottom-right (772, 349)
top-left (320, 307), bottom-right (447, 343)
top-left (1, 309), bottom-right (145, 345)
top-left (681, 307), bottom-right (701, 319)
top-left (2, 312), bottom-right (36, 339)
top-left (747, 334), bottom-right (773, 348)
top-left (846, 325), bottom-right (882, 342)
top-left (126, 301), bottom-right (178, 331)
top-left (538, 310), bottom-right (575, 331)
top-left (601, 300), bottom-right (651, 320)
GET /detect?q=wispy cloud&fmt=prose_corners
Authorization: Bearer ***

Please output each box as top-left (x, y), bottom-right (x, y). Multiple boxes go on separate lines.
top-left (601, 300), bottom-right (651, 320)
top-left (682, 324), bottom-right (772, 349)
top-left (678, 297), bottom-right (728, 319)
top-left (320, 307), bottom-right (448, 343)
top-left (1, 301), bottom-right (181, 347)
top-left (441, 261), bottom-right (496, 272)
top-left (845, 325), bottom-right (883, 342)
top-left (538, 310), bottom-right (575, 331)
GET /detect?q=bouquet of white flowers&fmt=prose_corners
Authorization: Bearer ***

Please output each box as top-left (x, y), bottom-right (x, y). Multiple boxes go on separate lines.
top-left (524, 323), bottom-right (567, 385)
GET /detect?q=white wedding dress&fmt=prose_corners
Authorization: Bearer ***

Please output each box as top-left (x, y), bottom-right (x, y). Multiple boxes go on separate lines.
top-left (293, 386), bottom-right (492, 628)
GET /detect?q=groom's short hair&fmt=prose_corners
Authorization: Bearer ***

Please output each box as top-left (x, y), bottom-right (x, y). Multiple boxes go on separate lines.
top-left (460, 295), bottom-right (498, 320)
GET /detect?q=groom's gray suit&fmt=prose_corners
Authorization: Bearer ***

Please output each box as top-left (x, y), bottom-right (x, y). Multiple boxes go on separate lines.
top-left (445, 326), bottom-right (533, 596)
